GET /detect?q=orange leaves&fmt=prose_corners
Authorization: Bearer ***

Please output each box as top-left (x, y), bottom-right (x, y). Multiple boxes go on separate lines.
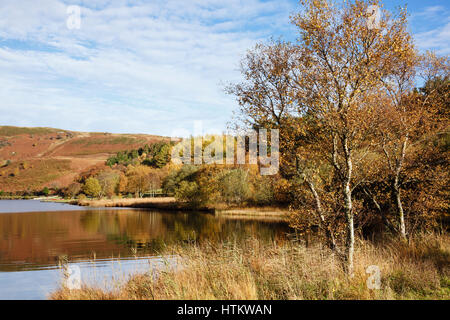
top-left (228, 0), bottom-right (448, 241)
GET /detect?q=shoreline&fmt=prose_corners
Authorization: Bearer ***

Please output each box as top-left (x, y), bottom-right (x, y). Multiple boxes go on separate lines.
top-left (72, 198), bottom-right (289, 217)
top-left (0, 196), bottom-right (290, 217)
top-left (214, 207), bottom-right (288, 218)
top-left (71, 197), bottom-right (214, 212)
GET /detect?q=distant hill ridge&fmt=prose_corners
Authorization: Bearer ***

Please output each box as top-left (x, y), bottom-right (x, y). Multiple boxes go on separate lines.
top-left (0, 125), bottom-right (170, 193)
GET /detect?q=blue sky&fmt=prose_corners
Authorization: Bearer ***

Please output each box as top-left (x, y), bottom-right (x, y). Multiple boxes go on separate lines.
top-left (0, 0), bottom-right (449, 137)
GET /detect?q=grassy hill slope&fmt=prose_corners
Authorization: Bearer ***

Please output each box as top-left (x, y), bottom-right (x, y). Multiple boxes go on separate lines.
top-left (0, 126), bottom-right (169, 193)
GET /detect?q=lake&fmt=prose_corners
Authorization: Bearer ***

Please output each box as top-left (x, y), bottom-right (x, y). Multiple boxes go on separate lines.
top-left (0, 200), bottom-right (290, 299)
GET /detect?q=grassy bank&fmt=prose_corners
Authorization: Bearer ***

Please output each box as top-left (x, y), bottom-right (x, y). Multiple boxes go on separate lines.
top-left (0, 195), bottom-right (37, 200)
top-left (68, 197), bottom-right (289, 216)
top-left (73, 197), bottom-right (176, 207)
top-left (69, 197), bottom-right (214, 212)
top-left (51, 234), bottom-right (449, 300)
top-left (215, 207), bottom-right (288, 218)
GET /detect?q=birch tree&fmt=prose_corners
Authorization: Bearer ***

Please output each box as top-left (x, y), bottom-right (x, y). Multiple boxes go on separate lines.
top-left (229, 0), bottom-right (418, 275)
top-left (289, 0), bottom-right (416, 274)
top-left (376, 52), bottom-right (449, 239)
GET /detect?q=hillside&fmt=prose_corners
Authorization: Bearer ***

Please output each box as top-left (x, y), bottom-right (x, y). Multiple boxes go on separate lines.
top-left (0, 126), bottom-right (170, 193)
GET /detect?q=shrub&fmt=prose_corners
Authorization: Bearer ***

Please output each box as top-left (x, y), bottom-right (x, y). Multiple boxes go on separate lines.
top-left (41, 187), bottom-right (49, 197)
top-left (218, 168), bottom-right (250, 204)
top-left (162, 165), bottom-right (199, 194)
top-left (65, 182), bottom-right (81, 198)
top-left (83, 177), bottom-right (101, 198)
top-left (252, 176), bottom-right (274, 205)
top-left (175, 181), bottom-right (204, 206)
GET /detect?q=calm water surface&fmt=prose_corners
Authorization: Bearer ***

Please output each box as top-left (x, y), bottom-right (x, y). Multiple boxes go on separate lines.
top-left (0, 200), bottom-right (290, 299)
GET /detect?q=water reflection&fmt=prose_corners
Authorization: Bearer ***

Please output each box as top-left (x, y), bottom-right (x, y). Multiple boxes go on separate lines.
top-left (0, 207), bottom-right (290, 272)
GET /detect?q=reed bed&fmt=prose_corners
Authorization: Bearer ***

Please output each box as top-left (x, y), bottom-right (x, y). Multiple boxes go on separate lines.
top-left (74, 197), bottom-right (176, 207)
top-left (50, 233), bottom-right (449, 300)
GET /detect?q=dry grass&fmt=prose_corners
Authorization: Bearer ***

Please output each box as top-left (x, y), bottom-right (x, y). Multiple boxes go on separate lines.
top-left (0, 126), bottom-right (60, 136)
top-left (0, 159), bottom-right (72, 192)
top-left (214, 207), bottom-right (288, 218)
top-left (50, 233), bottom-right (450, 300)
top-left (75, 197), bottom-right (177, 207)
top-left (75, 198), bottom-right (289, 217)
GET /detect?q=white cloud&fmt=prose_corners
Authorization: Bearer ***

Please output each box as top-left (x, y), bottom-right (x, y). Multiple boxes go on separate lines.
top-left (1, 1), bottom-right (448, 136)
top-left (0, 0), bottom-right (296, 136)
top-left (410, 5), bottom-right (450, 55)
top-left (411, 6), bottom-right (445, 19)
top-left (414, 21), bottom-right (450, 55)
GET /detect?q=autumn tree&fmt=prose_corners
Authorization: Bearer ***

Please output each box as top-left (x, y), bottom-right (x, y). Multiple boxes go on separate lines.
top-left (372, 52), bottom-right (449, 238)
top-left (126, 165), bottom-right (152, 198)
top-left (97, 170), bottom-right (120, 198)
top-left (226, 40), bottom-right (303, 177)
top-left (372, 46), bottom-right (418, 239)
top-left (144, 167), bottom-right (167, 196)
top-left (301, 0), bottom-right (419, 274)
top-left (66, 182), bottom-right (81, 198)
top-left (229, 0), bottom-right (419, 275)
top-left (116, 172), bottom-right (128, 195)
top-left (162, 165), bottom-right (199, 194)
top-left (83, 177), bottom-right (101, 198)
